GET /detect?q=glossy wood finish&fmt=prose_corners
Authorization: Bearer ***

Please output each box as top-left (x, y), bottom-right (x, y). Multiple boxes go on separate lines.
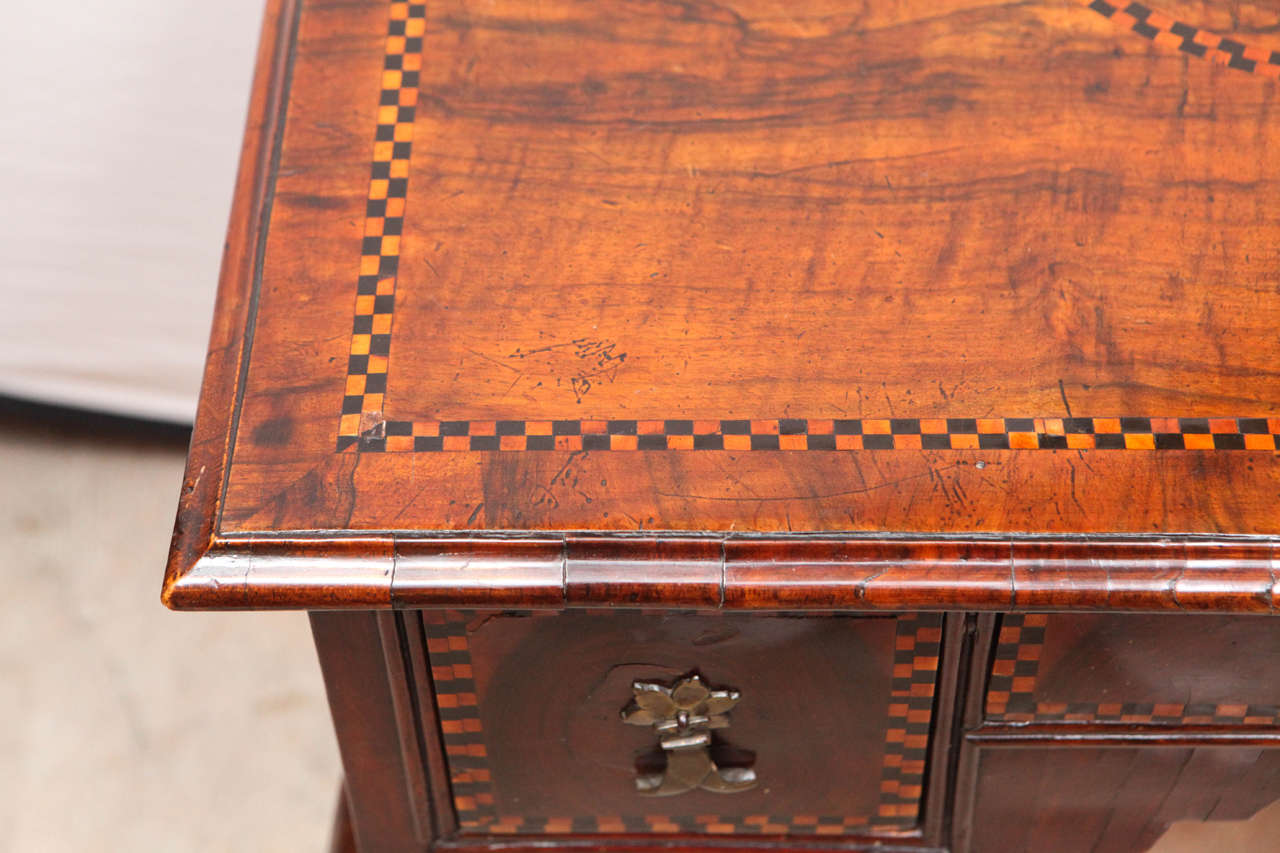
top-left (165, 0), bottom-right (1280, 613)
top-left (953, 612), bottom-right (1280, 852)
top-left (984, 614), bottom-right (1280, 725)
top-left (170, 1), bottom-right (1280, 851)
top-left (958, 746), bottom-right (1280, 853)
top-left (163, 0), bottom-right (301, 607)
top-left (432, 611), bottom-right (940, 838)
top-left (330, 785), bottom-right (357, 853)
top-left (311, 611), bottom-right (430, 852)
top-left (169, 535), bottom-right (1280, 612)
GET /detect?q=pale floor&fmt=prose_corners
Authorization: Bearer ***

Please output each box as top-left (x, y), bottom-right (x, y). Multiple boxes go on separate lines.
top-left (1, 410), bottom-right (1278, 852)
top-left (0, 413), bottom-right (338, 853)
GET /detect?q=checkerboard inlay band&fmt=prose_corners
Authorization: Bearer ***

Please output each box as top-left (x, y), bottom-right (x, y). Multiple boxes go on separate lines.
top-left (353, 416), bottom-right (1280, 453)
top-left (1083, 1), bottom-right (1280, 78)
top-left (335, 1), bottom-right (1279, 453)
top-left (985, 614), bottom-right (1280, 725)
top-left (424, 612), bottom-right (941, 837)
top-left (337, 1), bottom-right (425, 451)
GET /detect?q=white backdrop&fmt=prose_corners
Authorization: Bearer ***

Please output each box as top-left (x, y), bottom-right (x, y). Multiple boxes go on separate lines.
top-left (0, 0), bottom-right (265, 423)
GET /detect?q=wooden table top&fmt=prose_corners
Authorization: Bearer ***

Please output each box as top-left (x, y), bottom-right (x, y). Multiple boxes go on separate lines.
top-left (165, 0), bottom-right (1280, 612)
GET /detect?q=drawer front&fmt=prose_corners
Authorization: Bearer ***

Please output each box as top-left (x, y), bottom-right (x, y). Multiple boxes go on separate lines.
top-left (425, 610), bottom-right (942, 839)
top-left (986, 614), bottom-right (1280, 725)
top-left (963, 745), bottom-right (1280, 853)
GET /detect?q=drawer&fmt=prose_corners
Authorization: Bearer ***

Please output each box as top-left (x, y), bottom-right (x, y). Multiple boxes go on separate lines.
top-left (962, 745), bottom-right (1280, 853)
top-left (985, 614), bottom-right (1280, 725)
top-left (424, 610), bottom-right (943, 840)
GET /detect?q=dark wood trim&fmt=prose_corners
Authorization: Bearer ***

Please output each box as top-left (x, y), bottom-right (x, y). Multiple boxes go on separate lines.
top-left (168, 534), bottom-right (1280, 612)
top-left (402, 611), bottom-right (459, 839)
top-left (960, 614), bottom-right (998, 730)
top-left (927, 614), bottom-right (979, 848)
top-left (377, 612), bottom-right (435, 843)
top-left (967, 725), bottom-right (1280, 747)
top-left (311, 611), bottom-right (427, 853)
top-left (949, 613), bottom-right (998, 853)
top-left (920, 614), bottom-right (965, 845)
top-left (431, 837), bottom-right (945, 853)
top-left (329, 781), bottom-right (356, 853)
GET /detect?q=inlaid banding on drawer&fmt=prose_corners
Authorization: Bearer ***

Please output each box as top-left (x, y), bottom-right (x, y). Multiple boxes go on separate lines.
top-left (424, 611), bottom-right (941, 837)
top-left (986, 614), bottom-right (1280, 725)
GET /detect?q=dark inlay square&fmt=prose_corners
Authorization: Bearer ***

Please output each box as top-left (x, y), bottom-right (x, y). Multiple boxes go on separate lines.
top-left (1213, 433), bottom-right (1246, 450)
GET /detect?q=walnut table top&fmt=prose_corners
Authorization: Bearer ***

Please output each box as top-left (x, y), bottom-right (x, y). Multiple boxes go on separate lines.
top-left (164, 0), bottom-right (1280, 613)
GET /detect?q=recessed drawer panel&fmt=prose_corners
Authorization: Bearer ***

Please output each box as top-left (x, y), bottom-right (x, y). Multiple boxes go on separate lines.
top-left (986, 614), bottom-right (1280, 725)
top-left (965, 746), bottom-right (1280, 853)
top-left (424, 610), bottom-right (942, 840)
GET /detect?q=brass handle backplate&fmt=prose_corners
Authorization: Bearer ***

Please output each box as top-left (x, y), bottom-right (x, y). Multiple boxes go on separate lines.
top-left (620, 673), bottom-right (758, 796)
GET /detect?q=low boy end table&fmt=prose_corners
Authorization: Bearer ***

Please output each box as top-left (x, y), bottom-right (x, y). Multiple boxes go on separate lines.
top-left (165, 1), bottom-right (1280, 850)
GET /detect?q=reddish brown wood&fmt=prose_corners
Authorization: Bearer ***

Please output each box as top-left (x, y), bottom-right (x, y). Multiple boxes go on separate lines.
top-left (431, 841), bottom-right (946, 853)
top-left (164, 0), bottom-right (1280, 614)
top-left (1008, 542), bottom-right (1278, 613)
top-left (169, 534), bottom-right (1280, 613)
top-left (437, 612), bottom-right (933, 835)
top-left (160, 0), bottom-right (299, 607)
top-left (958, 746), bottom-right (1280, 853)
top-left (166, 2), bottom-right (1280, 851)
top-left (393, 539), bottom-right (563, 609)
top-left (921, 616), bottom-right (970, 845)
top-left (983, 614), bottom-right (1280, 725)
top-left (330, 784), bottom-right (356, 853)
top-left (968, 727), bottom-right (1280, 747)
top-left (565, 537), bottom-right (722, 607)
top-left (377, 612), bottom-right (436, 841)
top-left (311, 611), bottom-right (427, 852)
top-left (401, 612), bottom-right (461, 839)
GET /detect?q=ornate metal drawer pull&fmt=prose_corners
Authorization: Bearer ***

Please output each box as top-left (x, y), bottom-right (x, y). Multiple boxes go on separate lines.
top-left (620, 673), bottom-right (757, 796)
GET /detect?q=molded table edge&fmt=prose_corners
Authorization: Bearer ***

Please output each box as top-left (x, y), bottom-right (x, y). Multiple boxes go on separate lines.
top-left (162, 533), bottom-right (1280, 612)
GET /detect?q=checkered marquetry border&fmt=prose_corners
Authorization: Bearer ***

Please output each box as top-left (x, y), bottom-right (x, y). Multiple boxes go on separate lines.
top-left (423, 611), bottom-right (497, 828)
top-left (346, 416), bottom-right (1280, 452)
top-left (333, 1), bottom-right (1280, 453)
top-left (1082, 1), bottom-right (1280, 77)
top-left (878, 614), bottom-right (941, 825)
top-left (985, 614), bottom-right (1280, 725)
top-left (422, 612), bottom-right (941, 838)
top-left (336, 1), bottom-right (425, 449)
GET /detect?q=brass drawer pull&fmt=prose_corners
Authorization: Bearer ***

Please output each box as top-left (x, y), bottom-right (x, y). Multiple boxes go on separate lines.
top-left (621, 673), bottom-right (758, 796)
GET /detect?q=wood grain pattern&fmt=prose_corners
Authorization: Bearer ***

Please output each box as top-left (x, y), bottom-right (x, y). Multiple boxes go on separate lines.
top-left (166, 533), bottom-right (1280, 612)
top-left (312, 610), bottom-right (430, 852)
top-left (162, 0), bottom-right (300, 605)
top-left (958, 745), bottom-right (1280, 853)
top-left (422, 610), bottom-right (942, 838)
top-left (985, 613), bottom-right (1280, 725)
top-left (166, 0), bottom-right (1280, 611)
